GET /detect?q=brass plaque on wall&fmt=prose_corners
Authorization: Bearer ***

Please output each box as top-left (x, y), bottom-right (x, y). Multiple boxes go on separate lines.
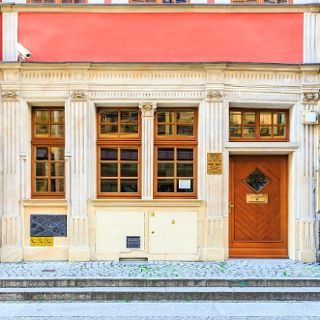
top-left (207, 153), bottom-right (222, 175)
top-left (246, 194), bottom-right (269, 204)
top-left (30, 237), bottom-right (54, 247)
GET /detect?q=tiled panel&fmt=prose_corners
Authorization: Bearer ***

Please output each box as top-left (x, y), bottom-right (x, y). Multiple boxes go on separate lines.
top-left (30, 215), bottom-right (67, 237)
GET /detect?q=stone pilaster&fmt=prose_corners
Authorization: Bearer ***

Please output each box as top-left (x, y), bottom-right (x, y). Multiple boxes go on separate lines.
top-left (0, 90), bottom-right (22, 262)
top-left (2, 12), bottom-right (18, 62)
top-left (201, 90), bottom-right (228, 261)
top-left (67, 90), bottom-right (90, 261)
top-left (293, 91), bottom-right (320, 262)
top-left (139, 102), bottom-right (157, 200)
top-left (303, 13), bottom-right (320, 64)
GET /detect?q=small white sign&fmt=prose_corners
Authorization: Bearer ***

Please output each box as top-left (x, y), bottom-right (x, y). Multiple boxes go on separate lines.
top-left (179, 179), bottom-right (191, 189)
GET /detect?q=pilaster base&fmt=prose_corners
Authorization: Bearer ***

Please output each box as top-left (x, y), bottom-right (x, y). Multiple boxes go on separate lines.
top-left (201, 248), bottom-right (227, 261)
top-left (69, 246), bottom-right (90, 262)
top-left (298, 249), bottom-right (316, 262)
top-left (1, 246), bottom-right (22, 262)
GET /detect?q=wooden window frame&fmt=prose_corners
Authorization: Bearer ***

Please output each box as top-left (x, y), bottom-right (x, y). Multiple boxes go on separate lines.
top-left (231, 0), bottom-right (292, 4)
top-left (31, 107), bottom-right (65, 199)
top-left (27, 0), bottom-right (87, 4)
top-left (129, 0), bottom-right (190, 4)
top-left (154, 108), bottom-right (198, 199)
top-left (229, 108), bottom-right (289, 142)
top-left (96, 107), bottom-right (141, 198)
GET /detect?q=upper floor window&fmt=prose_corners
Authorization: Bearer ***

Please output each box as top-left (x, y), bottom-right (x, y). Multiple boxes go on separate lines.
top-left (130, 0), bottom-right (189, 3)
top-left (97, 108), bottom-right (141, 198)
top-left (232, 0), bottom-right (291, 3)
top-left (28, 0), bottom-right (87, 3)
top-left (154, 108), bottom-right (197, 198)
top-left (229, 109), bottom-right (289, 141)
top-left (32, 108), bottom-right (65, 198)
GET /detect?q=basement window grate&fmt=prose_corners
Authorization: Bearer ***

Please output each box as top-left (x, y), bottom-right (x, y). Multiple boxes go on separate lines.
top-left (126, 236), bottom-right (141, 249)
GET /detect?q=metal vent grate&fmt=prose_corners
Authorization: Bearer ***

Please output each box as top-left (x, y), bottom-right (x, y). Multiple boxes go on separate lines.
top-left (126, 236), bottom-right (141, 249)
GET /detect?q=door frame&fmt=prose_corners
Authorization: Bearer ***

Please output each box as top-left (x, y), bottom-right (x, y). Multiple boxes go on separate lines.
top-left (228, 155), bottom-right (288, 258)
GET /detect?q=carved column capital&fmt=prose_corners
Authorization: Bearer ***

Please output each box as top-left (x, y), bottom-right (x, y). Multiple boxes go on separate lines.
top-left (206, 91), bottom-right (224, 102)
top-left (70, 90), bottom-right (87, 102)
top-left (139, 102), bottom-right (157, 117)
top-left (303, 91), bottom-right (320, 104)
top-left (2, 91), bottom-right (19, 101)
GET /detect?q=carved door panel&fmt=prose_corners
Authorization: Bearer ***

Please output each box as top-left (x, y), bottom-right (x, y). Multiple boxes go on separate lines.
top-left (229, 155), bottom-right (288, 258)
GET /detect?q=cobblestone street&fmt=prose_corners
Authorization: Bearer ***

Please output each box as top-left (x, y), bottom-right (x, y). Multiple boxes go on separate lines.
top-left (0, 259), bottom-right (319, 280)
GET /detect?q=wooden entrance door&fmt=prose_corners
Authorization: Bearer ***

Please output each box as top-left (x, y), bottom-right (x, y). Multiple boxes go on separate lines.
top-left (229, 155), bottom-right (288, 258)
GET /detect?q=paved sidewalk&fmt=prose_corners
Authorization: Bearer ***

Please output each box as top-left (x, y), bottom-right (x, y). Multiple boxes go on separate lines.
top-left (0, 259), bottom-right (319, 279)
top-left (1, 301), bottom-right (320, 319)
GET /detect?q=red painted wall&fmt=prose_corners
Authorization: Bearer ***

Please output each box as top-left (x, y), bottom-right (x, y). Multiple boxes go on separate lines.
top-left (18, 12), bottom-right (303, 63)
top-left (0, 13), bottom-right (2, 61)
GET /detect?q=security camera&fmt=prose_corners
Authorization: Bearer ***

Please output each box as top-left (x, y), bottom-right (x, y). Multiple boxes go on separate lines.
top-left (17, 43), bottom-right (32, 61)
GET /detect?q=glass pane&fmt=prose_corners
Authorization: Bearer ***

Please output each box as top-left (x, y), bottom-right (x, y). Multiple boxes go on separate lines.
top-left (35, 110), bottom-right (49, 124)
top-left (101, 163), bottom-right (118, 177)
top-left (35, 163), bottom-right (48, 177)
top-left (51, 147), bottom-right (64, 161)
top-left (177, 163), bottom-right (193, 177)
top-left (177, 179), bottom-right (193, 192)
top-left (101, 179), bottom-right (118, 192)
top-left (229, 126), bottom-right (242, 138)
top-left (158, 148), bottom-right (174, 161)
top-left (158, 163), bottom-right (174, 177)
top-left (274, 126), bottom-right (286, 138)
top-left (36, 147), bottom-right (48, 160)
top-left (157, 111), bottom-right (174, 123)
top-left (243, 112), bottom-right (256, 125)
top-left (101, 148), bottom-right (118, 161)
top-left (260, 112), bottom-right (272, 125)
top-left (35, 125), bottom-right (49, 137)
top-left (101, 124), bottom-right (118, 135)
top-left (260, 126), bottom-right (272, 137)
top-left (177, 125), bottom-right (193, 136)
top-left (157, 179), bottom-right (174, 192)
top-left (51, 179), bottom-right (64, 192)
top-left (51, 163), bottom-right (64, 177)
top-left (177, 111), bottom-right (194, 123)
top-left (244, 168), bottom-right (270, 193)
top-left (243, 127), bottom-right (255, 139)
top-left (51, 110), bottom-right (64, 123)
top-left (120, 180), bottom-right (138, 192)
top-left (121, 163), bottom-right (138, 177)
top-left (51, 125), bottom-right (64, 137)
top-left (274, 113), bottom-right (286, 125)
top-left (120, 111), bottom-right (138, 123)
top-left (157, 124), bottom-right (174, 136)
top-left (177, 148), bottom-right (193, 161)
top-left (229, 111), bottom-right (242, 126)
top-left (120, 124), bottom-right (138, 134)
top-left (121, 149), bottom-right (138, 161)
top-left (100, 111), bottom-right (118, 123)
top-left (35, 179), bottom-right (48, 192)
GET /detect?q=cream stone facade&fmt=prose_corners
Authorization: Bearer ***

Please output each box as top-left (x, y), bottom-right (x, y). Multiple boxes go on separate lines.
top-left (0, 63), bottom-right (319, 262)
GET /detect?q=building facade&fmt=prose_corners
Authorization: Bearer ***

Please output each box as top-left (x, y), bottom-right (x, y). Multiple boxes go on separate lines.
top-left (0, 1), bottom-right (320, 263)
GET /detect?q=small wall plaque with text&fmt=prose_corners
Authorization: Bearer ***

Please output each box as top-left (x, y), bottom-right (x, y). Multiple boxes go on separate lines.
top-left (207, 153), bottom-right (222, 175)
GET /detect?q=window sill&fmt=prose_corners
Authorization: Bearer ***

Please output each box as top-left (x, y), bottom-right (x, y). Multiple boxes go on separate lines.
top-left (23, 199), bottom-right (68, 207)
top-left (90, 199), bottom-right (203, 207)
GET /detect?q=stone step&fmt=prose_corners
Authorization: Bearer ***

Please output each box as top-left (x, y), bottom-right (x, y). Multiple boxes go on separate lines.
top-left (0, 286), bottom-right (320, 301)
top-left (0, 278), bottom-right (319, 288)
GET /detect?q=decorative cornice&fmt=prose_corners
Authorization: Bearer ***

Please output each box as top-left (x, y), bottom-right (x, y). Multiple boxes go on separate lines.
top-left (1, 91), bottom-right (19, 101)
top-left (206, 91), bottom-right (224, 101)
top-left (303, 91), bottom-right (320, 104)
top-left (70, 90), bottom-right (87, 102)
top-left (139, 102), bottom-right (157, 117)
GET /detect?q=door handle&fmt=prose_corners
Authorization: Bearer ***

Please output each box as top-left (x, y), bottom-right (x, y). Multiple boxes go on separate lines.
top-left (229, 203), bottom-right (234, 213)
